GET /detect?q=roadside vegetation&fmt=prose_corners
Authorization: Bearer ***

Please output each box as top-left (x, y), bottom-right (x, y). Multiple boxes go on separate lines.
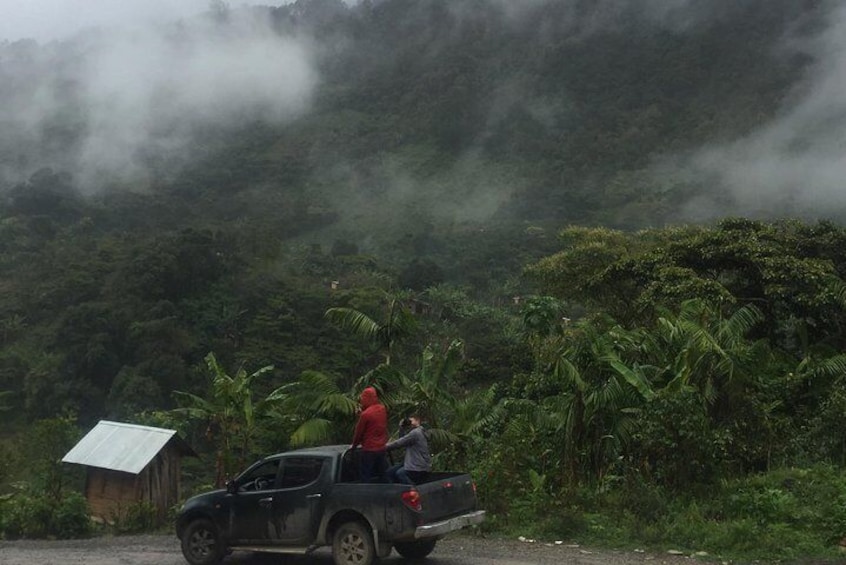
top-left (4, 219), bottom-right (846, 561)
top-left (2, 0), bottom-right (846, 561)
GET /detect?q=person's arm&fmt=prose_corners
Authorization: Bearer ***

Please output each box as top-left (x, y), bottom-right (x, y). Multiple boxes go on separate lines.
top-left (351, 412), bottom-right (368, 448)
top-left (386, 427), bottom-right (418, 451)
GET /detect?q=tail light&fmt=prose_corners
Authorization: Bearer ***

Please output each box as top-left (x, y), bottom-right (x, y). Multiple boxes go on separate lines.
top-left (401, 489), bottom-right (422, 512)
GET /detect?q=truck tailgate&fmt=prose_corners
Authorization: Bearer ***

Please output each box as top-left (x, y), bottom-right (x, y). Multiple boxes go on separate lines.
top-left (416, 472), bottom-right (477, 524)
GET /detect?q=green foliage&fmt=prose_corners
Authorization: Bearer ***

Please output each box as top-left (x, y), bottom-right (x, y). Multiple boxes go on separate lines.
top-left (17, 416), bottom-right (83, 500)
top-left (265, 369), bottom-right (358, 447)
top-left (325, 291), bottom-right (418, 365)
top-left (171, 352), bottom-right (275, 486)
top-left (0, 416), bottom-right (89, 539)
top-left (1, 487), bottom-right (91, 540)
top-left (1, 488), bottom-right (54, 539)
top-left (0, 442), bottom-right (15, 487)
top-left (110, 501), bottom-right (158, 534)
top-left (632, 390), bottom-right (729, 487)
top-left (51, 491), bottom-right (92, 539)
top-left (657, 467), bottom-right (846, 559)
top-left (390, 339), bottom-right (464, 429)
top-left (528, 220), bottom-right (846, 347)
top-left (526, 466), bottom-right (846, 560)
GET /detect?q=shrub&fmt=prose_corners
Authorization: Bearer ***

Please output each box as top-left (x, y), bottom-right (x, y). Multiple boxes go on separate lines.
top-left (1, 489), bottom-right (53, 539)
top-left (112, 501), bottom-right (158, 534)
top-left (0, 486), bottom-right (90, 539)
top-left (52, 491), bottom-right (91, 539)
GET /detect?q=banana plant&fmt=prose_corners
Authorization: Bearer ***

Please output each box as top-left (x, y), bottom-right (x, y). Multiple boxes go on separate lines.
top-left (265, 370), bottom-right (359, 447)
top-left (172, 352), bottom-right (274, 486)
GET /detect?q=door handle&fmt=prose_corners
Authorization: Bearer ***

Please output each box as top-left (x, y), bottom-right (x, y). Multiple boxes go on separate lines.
top-left (259, 497), bottom-right (273, 507)
top-left (305, 494), bottom-right (322, 499)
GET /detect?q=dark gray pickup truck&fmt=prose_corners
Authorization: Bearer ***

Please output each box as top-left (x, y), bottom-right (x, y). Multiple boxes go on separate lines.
top-left (175, 445), bottom-right (485, 565)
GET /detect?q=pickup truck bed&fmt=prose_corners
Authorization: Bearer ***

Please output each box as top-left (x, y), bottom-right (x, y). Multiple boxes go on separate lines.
top-left (176, 445), bottom-right (484, 565)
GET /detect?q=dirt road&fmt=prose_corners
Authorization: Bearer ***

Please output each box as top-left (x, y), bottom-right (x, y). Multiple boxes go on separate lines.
top-left (0, 533), bottom-right (698, 565)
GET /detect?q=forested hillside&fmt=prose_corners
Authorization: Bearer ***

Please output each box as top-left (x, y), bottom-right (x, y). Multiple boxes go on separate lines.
top-left (3, 0), bottom-right (846, 557)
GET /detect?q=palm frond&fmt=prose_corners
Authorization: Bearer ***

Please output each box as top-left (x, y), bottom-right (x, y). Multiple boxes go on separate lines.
top-left (552, 355), bottom-right (587, 392)
top-left (315, 393), bottom-right (359, 417)
top-left (830, 277), bottom-right (846, 309)
top-left (266, 371), bottom-right (357, 417)
top-left (325, 308), bottom-right (381, 341)
top-left (290, 418), bottom-right (337, 447)
top-left (387, 304), bottom-right (418, 339)
top-left (425, 427), bottom-right (461, 452)
top-left (719, 304), bottom-right (763, 343)
top-left (800, 354), bottom-right (846, 380)
top-left (243, 364), bottom-right (275, 388)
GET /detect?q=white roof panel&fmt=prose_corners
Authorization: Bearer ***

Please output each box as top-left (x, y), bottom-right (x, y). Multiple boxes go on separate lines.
top-left (62, 420), bottom-right (179, 475)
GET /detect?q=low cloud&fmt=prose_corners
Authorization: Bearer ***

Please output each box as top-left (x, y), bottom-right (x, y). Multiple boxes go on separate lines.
top-left (0, 5), bottom-right (318, 188)
top-left (669, 1), bottom-right (846, 219)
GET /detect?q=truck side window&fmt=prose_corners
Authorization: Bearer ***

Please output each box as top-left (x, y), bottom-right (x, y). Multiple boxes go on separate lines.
top-left (239, 459), bottom-right (280, 492)
top-left (279, 457), bottom-right (325, 489)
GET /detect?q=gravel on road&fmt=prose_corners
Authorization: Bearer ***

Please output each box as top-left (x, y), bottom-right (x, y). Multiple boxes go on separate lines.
top-left (0, 533), bottom-right (702, 565)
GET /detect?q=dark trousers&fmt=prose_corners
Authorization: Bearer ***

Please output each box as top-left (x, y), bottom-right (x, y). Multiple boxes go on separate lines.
top-left (359, 450), bottom-right (388, 483)
top-left (387, 464), bottom-right (430, 485)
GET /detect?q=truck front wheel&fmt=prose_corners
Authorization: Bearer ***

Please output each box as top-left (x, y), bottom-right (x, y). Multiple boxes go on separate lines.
top-left (180, 518), bottom-right (225, 565)
top-left (333, 520), bottom-right (376, 565)
top-left (394, 539), bottom-right (438, 560)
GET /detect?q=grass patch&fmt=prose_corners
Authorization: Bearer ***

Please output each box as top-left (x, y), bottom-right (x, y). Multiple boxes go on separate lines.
top-left (492, 465), bottom-right (846, 562)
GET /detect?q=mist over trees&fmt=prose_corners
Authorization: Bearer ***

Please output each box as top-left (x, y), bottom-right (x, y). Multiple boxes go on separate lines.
top-left (1, 0), bottom-right (837, 230)
top-left (4, 0), bottom-right (846, 554)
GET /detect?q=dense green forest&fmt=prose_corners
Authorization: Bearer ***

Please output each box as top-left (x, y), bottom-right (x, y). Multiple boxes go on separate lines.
top-left (3, 0), bottom-right (846, 559)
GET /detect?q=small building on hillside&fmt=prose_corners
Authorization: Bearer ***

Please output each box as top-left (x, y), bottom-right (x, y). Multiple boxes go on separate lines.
top-left (62, 420), bottom-right (196, 524)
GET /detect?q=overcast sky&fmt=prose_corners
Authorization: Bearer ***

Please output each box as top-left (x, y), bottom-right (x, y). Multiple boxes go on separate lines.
top-left (0, 1), bottom-right (282, 42)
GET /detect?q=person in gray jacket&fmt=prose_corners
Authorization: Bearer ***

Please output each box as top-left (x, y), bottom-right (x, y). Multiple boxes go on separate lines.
top-left (386, 413), bottom-right (431, 485)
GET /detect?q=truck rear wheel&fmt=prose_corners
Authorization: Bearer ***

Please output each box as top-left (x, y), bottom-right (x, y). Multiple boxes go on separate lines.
top-left (394, 539), bottom-right (437, 560)
top-left (333, 520), bottom-right (376, 565)
top-left (180, 518), bottom-right (225, 565)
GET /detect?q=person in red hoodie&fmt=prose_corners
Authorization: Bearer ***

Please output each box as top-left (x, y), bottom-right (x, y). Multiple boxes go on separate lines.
top-left (350, 386), bottom-right (389, 482)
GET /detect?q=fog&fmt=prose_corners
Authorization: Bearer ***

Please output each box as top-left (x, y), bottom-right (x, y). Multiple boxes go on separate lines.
top-left (477, 0), bottom-right (846, 222)
top-left (0, 1), bottom-right (252, 42)
top-left (672, 0), bottom-right (846, 219)
top-left (0, 2), bottom-right (318, 188)
top-left (3, 0), bottom-right (846, 224)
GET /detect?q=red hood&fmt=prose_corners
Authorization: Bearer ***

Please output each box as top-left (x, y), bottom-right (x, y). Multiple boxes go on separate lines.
top-left (360, 386), bottom-right (379, 408)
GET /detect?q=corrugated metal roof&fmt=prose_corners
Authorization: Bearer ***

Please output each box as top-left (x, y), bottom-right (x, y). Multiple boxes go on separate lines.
top-left (62, 420), bottom-right (185, 475)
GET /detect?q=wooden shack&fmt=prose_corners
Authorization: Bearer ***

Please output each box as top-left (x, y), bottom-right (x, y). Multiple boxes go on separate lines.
top-left (62, 420), bottom-right (196, 524)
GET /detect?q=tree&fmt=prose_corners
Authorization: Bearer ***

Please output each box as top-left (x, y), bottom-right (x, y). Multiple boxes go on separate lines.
top-left (391, 339), bottom-right (464, 429)
top-left (612, 299), bottom-right (782, 481)
top-left (265, 370), bottom-right (358, 447)
top-left (324, 291), bottom-right (418, 365)
top-left (526, 220), bottom-right (846, 349)
top-left (542, 321), bottom-right (654, 483)
top-left (172, 352), bottom-right (274, 486)
top-left (521, 295), bottom-right (566, 366)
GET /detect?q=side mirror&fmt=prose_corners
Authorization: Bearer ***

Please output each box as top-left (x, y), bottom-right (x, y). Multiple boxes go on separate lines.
top-left (226, 480), bottom-right (237, 494)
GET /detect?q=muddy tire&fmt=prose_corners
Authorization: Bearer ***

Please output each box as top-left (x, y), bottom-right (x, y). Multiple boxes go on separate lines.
top-left (180, 518), bottom-right (225, 565)
top-left (332, 520), bottom-right (376, 565)
top-left (394, 539), bottom-right (437, 560)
